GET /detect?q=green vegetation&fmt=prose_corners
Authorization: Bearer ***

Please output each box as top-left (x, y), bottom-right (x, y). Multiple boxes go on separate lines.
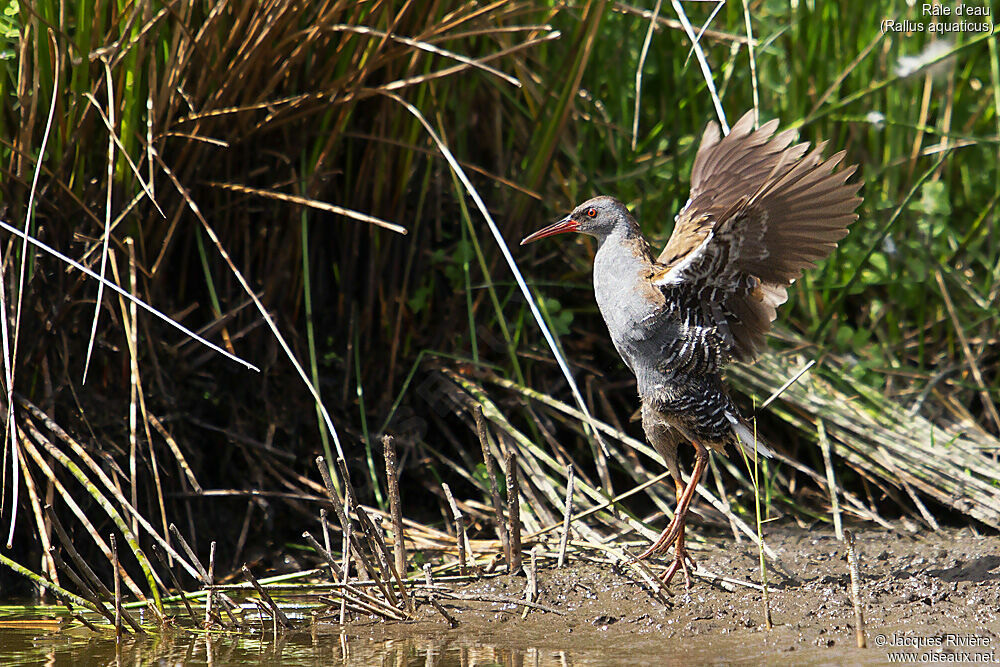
top-left (0, 0), bottom-right (997, 619)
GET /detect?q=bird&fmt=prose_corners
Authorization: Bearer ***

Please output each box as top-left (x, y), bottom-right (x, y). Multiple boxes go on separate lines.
top-left (520, 110), bottom-right (863, 587)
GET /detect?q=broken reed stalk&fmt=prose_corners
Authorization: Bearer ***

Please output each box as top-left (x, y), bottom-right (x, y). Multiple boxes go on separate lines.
top-left (303, 531), bottom-right (344, 579)
top-left (557, 464), bottom-right (575, 568)
top-left (319, 588), bottom-right (407, 621)
top-left (336, 583), bottom-right (406, 618)
top-left (168, 524), bottom-right (210, 582)
top-left (205, 540), bottom-right (239, 629)
top-left (70, 605), bottom-right (101, 633)
top-left (333, 451), bottom-right (412, 613)
top-left (243, 564), bottom-right (291, 628)
top-left (219, 595), bottom-right (241, 629)
top-left (475, 406), bottom-right (511, 568)
top-left (315, 456), bottom-right (371, 580)
top-left (150, 544), bottom-right (199, 626)
top-left (484, 552), bottom-right (503, 574)
top-left (505, 448), bottom-right (523, 574)
top-left (111, 534), bottom-right (122, 641)
top-left (521, 546), bottom-right (538, 619)
top-left (428, 594), bottom-right (459, 628)
top-left (318, 578), bottom-right (413, 621)
top-left (340, 522), bottom-right (351, 624)
top-left (442, 482), bottom-right (468, 574)
top-left (348, 507), bottom-right (399, 608)
top-left (382, 435), bottom-right (407, 577)
top-left (818, 419), bottom-right (844, 540)
top-left (206, 541), bottom-right (216, 628)
top-left (354, 516), bottom-right (400, 588)
top-left (271, 603), bottom-right (279, 642)
top-left (168, 525), bottom-right (240, 625)
top-left (0, 551), bottom-right (94, 613)
top-left (320, 509), bottom-right (334, 577)
top-left (251, 601), bottom-right (267, 634)
top-left (845, 530), bottom-right (867, 648)
top-left (48, 548), bottom-right (117, 627)
top-left (46, 508), bottom-right (144, 633)
top-left (350, 494), bottom-right (411, 611)
top-left (169, 523), bottom-right (212, 628)
top-left (318, 595), bottom-right (397, 621)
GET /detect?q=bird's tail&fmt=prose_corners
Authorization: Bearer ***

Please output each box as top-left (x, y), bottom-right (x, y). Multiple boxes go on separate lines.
top-left (727, 413), bottom-right (775, 460)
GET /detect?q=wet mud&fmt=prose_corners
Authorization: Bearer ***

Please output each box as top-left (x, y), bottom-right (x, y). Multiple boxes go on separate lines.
top-left (5, 525), bottom-right (999, 665)
top-left (348, 525), bottom-right (1000, 665)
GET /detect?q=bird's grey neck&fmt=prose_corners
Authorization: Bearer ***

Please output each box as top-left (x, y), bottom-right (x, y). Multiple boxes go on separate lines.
top-left (592, 219), bottom-right (641, 248)
top-left (591, 217), bottom-right (662, 394)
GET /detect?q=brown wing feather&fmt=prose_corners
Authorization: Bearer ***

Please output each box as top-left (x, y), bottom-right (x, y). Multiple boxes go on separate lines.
top-left (653, 110), bottom-right (863, 360)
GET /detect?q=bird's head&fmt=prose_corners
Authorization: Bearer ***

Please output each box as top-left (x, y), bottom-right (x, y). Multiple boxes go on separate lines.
top-left (520, 196), bottom-right (633, 245)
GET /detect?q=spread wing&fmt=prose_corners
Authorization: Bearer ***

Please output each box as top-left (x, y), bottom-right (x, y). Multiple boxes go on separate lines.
top-left (653, 110), bottom-right (863, 360)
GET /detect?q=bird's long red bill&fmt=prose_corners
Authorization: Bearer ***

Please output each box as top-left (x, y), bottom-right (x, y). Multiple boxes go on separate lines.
top-left (520, 217), bottom-right (578, 245)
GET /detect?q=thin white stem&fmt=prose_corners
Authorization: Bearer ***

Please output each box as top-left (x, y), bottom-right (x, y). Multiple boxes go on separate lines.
top-left (632, 0), bottom-right (664, 151)
top-left (82, 59), bottom-right (116, 386)
top-left (382, 91), bottom-right (612, 458)
top-left (0, 219), bottom-right (259, 374)
top-left (671, 0), bottom-right (729, 133)
top-left (6, 31), bottom-right (60, 548)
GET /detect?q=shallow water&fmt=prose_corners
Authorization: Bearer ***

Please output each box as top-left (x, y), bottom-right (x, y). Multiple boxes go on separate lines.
top-left (0, 611), bottom-right (922, 666)
top-left (3, 526), bottom-right (999, 665)
top-left (0, 624), bottom-right (585, 666)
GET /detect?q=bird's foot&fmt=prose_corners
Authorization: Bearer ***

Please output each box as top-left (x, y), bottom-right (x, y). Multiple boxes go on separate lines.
top-left (660, 545), bottom-right (697, 592)
top-left (636, 516), bottom-right (682, 560)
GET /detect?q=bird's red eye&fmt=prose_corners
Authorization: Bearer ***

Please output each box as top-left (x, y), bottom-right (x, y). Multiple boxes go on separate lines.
top-left (586, 208), bottom-right (597, 218)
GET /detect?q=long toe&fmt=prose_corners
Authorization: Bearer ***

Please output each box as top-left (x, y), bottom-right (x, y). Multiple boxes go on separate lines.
top-left (637, 517), bottom-right (682, 560)
top-left (679, 548), bottom-right (696, 592)
top-left (660, 545), bottom-right (697, 590)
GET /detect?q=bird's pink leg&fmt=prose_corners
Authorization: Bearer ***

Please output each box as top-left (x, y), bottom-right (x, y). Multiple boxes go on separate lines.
top-left (637, 441), bottom-right (708, 567)
top-left (658, 523), bottom-right (698, 588)
top-left (657, 480), bottom-right (698, 587)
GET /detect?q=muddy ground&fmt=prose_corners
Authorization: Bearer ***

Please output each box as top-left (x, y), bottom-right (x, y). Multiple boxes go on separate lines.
top-left (346, 524), bottom-right (1000, 665)
top-left (4, 524), bottom-right (1000, 665)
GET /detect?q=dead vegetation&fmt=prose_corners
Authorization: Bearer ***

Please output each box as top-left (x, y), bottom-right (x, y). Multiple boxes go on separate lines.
top-left (0, 0), bottom-right (998, 644)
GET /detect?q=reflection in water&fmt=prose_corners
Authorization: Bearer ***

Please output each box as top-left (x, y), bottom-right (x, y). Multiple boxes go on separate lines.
top-left (0, 622), bottom-right (577, 666)
top-left (0, 611), bottom-right (894, 666)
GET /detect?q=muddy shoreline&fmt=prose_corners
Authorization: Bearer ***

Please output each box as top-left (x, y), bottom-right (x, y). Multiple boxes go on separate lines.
top-left (3, 524), bottom-right (999, 665)
top-left (344, 524), bottom-right (1000, 664)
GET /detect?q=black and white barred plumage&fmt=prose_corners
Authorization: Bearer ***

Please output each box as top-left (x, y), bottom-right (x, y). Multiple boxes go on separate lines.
top-left (522, 110), bottom-right (862, 570)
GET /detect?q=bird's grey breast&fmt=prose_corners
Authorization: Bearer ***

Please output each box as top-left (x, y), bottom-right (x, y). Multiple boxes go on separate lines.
top-left (592, 236), bottom-right (666, 375)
